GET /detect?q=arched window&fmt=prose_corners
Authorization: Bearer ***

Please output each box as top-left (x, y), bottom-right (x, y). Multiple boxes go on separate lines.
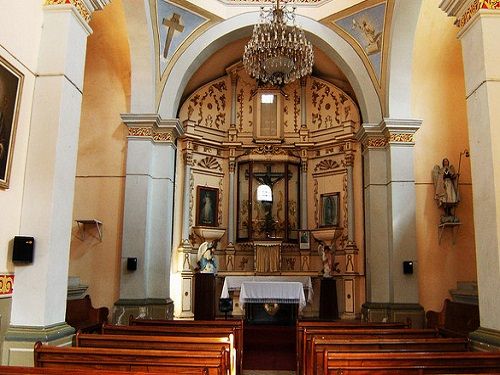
top-left (257, 184), bottom-right (273, 202)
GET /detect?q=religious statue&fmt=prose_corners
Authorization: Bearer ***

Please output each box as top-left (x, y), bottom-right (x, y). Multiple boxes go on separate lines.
top-left (318, 244), bottom-right (339, 278)
top-left (197, 241), bottom-right (217, 273)
top-left (432, 158), bottom-right (460, 223)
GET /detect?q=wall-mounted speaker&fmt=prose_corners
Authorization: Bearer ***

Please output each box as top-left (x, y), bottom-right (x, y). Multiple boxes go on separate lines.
top-left (127, 257), bottom-right (137, 271)
top-left (403, 261), bottom-right (414, 275)
top-left (12, 236), bottom-right (34, 263)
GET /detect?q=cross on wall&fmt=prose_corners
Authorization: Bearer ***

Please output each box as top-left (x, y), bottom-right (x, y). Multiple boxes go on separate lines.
top-left (162, 13), bottom-right (184, 59)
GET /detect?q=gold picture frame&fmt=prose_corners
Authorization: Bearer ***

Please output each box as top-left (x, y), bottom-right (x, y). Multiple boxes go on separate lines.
top-left (0, 57), bottom-right (23, 189)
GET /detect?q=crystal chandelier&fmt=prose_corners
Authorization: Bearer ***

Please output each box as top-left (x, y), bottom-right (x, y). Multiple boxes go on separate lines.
top-left (243, 0), bottom-right (314, 87)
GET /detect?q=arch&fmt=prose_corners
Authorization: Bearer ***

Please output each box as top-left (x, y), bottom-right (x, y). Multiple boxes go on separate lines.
top-left (159, 12), bottom-right (382, 123)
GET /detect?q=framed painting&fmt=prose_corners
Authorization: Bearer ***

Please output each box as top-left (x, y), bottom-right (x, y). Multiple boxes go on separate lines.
top-left (299, 230), bottom-right (310, 250)
top-left (320, 192), bottom-right (340, 227)
top-left (0, 57), bottom-right (23, 189)
top-left (196, 186), bottom-right (219, 227)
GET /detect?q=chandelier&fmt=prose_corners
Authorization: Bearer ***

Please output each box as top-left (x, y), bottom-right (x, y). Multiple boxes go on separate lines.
top-left (243, 0), bottom-right (314, 87)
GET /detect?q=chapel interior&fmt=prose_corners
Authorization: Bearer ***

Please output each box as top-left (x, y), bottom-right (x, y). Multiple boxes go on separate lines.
top-left (0, 0), bottom-right (499, 372)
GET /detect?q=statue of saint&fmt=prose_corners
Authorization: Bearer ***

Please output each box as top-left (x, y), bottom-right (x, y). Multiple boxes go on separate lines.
top-left (318, 244), bottom-right (334, 278)
top-left (432, 158), bottom-right (460, 223)
top-left (197, 241), bottom-right (217, 273)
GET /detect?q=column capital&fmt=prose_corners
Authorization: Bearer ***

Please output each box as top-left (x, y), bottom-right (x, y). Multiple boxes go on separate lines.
top-left (440, 0), bottom-right (500, 28)
top-left (356, 122), bottom-right (387, 149)
top-left (44, 0), bottom-right (111, 23)
top-left (121, 114), bottom-right (184, 144)
top-left (381, 118), bottom-right (422, 146)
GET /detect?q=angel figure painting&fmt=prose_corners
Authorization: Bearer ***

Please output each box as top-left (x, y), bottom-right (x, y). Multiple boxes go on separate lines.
top-left (432, 158), bottom-right (460, 223)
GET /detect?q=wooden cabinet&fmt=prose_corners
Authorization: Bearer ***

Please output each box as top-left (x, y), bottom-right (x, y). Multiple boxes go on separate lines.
top-left (319, 278), bottom-right (339, 320)
top-left (194, 273), bottom-right (215, 320)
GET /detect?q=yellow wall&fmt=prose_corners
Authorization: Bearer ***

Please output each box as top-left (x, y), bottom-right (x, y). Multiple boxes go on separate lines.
top-left (69, 0), bottom-right (130, 312)
top-left (412, 0), bottom-right (477, 312)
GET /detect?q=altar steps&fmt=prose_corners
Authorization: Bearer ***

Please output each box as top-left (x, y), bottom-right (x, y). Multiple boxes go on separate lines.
top-left (243, 325), bottom-right (296, 371)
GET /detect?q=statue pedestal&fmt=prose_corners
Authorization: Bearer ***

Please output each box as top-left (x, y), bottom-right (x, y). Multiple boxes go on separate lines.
top-left (319, 278), bottom-right (339, 320)
top-left (194, 273), bottom-right (215, 320)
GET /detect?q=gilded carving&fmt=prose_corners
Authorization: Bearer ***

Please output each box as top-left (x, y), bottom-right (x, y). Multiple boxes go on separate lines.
top-left (251, 145), bottom-right (290, 156)
top-left (128, 127), bottom-right (173, 143)
top-left (189, 80), bottom-right (227, 129)
top-left (314, 159), bottom-right (340, 172)
top-left (237, 89), bottom-right (244, 132)
top-left (197, 156), bottom-right (222, 171)
top-left (128, 127), bottom-right (153, 137)
top-left (45, 0), bottom-right (91, 22)
top-left (0, 274), bottom-right (14, 295)
top-left (152, 132), bottom-right (173, 142)
top-left (189, 174), bottom-right (194, 228)
top-left (458, 0), bottom-right (500, 28)
top-left (313, 178), bottom-right (319, 227)
top-left (366, 137), bottom-right (388, 148)
top-left (218, 179), bottom-right (224, 227)
top-left (389, 133), bottom-right (414, 143)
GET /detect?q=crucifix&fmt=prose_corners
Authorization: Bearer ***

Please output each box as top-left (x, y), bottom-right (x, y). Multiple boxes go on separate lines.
top-left (253, 165), bottom-right (287, 236)
top-left (162, 13), bottom-right (184, 59)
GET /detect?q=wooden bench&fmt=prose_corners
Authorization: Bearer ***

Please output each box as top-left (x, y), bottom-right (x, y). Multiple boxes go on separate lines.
top-left (102, 324), bottom-right (242, 375)
top-left (323, 351), bottom-right (500, 374)
top-left (0, 366), bottom-right (151, 374)
top-left (299, 328), bottom-right (440, 375)
top-left (128, 317), bottom-right (243, 374)
top-left (426, 298), bottom-right (480, 337)
top-left (75, 332), bottom-right (233, 375)
top-left (34, 342), bottom-right (226, 375)
top-left (296, 321), bottom-right (410, 375)
top-left (66, 295), bottom-right (108, 333)
top-left (309, 336), bottom-right (470, 375)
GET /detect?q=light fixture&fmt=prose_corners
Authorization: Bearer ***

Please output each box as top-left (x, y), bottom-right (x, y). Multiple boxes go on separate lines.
top-left (243, 0), bottom-right (314, 87)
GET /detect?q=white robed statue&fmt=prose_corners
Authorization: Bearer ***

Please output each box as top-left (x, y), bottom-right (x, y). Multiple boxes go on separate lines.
top-left (197, 241), bottom-right (217, 273)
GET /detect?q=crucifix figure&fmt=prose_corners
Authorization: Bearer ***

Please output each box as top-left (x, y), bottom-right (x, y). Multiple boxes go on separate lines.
top-left (162, 13), bottom-right (184, 59)
top-left (254, 165), bottom-right (286, 236)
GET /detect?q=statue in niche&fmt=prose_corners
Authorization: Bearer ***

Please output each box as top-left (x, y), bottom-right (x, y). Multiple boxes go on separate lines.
top-left (432, 158), bottom-right (460, 223)
top-left (197, 241), bottom-right (217, 273)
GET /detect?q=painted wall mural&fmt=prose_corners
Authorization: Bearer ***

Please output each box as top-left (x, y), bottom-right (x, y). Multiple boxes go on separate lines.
top-left (157, 1), bottom-right (206, 75)
top-left (334, 2), bottom-right (386, 82)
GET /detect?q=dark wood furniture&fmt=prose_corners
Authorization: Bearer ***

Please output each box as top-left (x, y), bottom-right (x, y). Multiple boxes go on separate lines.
top-left (65, 295), bottom-right (108, 333)
top-left (319, 278), bottom-right (338, 320)
top-left (194, 273), bottom-right (216, 320)
top-left (0, 366), bottom-right (151, 374)
top-left (310, 337), bottom-right (470, 375)
top-left (34, 342), bottom-right (226, 375)
top-left (323, 351), bottom-right (500, 374)
top-left (426, 298), bottom-right (480, 337)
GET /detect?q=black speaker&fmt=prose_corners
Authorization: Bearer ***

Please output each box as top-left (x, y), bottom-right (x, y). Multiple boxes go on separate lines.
top-left (12, 236), bottom-right (34, 263)
top-left (403, 261), bottom-right (414, 275)
top-left (127, 257), bottom-right (137, 271)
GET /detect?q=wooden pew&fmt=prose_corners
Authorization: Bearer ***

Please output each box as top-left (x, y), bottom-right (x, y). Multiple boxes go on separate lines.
top-left (426, 298), bottom-right (480, 337)
top-left (296, 320), bottom-right (408, 370)
top-left (309, 336), bottom-right (470, 375)
top-left (66, 295), bottom-right (109, 333)
top-left (75, 332), bottom-right (233, 375)
top-left (0, 366), bottom-right (150, 374)
top-left (323, 351), bottom-right (500, 374)
top-left (102, 324), bottom-right (241, 375)
top-left (128, 317), bottom-right (243, 374)
top-left (34, 342), bottom-right (226, 375)
top-left (299, 327), bottom-right (439, 375)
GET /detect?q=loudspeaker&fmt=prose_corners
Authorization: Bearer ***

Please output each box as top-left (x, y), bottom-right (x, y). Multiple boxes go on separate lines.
top-left (403, 261), bottom-right (414, 275)
top-left (12, 236), bottom-right (34, 263)
top-left (219, 298), bottom-right (233, 313)
top-left (127, 257), bottom-right (137, 271)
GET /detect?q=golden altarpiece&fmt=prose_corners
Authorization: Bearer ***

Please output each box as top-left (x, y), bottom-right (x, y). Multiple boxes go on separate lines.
top-left (176, 63), bottom-right (365, 319)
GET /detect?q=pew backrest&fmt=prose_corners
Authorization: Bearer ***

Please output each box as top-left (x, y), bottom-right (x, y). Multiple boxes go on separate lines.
top-left (323, 350), bottom-right (500, 374)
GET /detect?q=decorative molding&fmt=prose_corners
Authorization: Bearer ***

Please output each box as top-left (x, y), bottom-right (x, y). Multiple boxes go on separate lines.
top-left (44, 0), bottom-right (91, 22)
top-left (441, 0), bottom-right (500, 27)
top-left (0, 274), bottom-right (14, 297)
top-left (314, 159), bottom-right (341, 172)
top-left (197, 156), bottom-right (222, 171)
top-left (366, 137), bottom-right (388, 148)
top-left (389, 133), bottom-right (414, 143)
top-left (251, 145), bottom-right (289, 156)
top-left (128, 127), bottom-right (173, 143)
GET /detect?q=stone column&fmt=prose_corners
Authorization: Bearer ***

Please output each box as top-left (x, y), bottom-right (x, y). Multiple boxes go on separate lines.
top-left (179, 141), bottom-right (195, 318)
top-left (113, 114), bottom-right (183, 324)
top-left (440, 0), bottom-right (500, 350)
top-left (2, 1), bottom-right (109, 366)
top-left (357, 119), bottom-right (423, 327)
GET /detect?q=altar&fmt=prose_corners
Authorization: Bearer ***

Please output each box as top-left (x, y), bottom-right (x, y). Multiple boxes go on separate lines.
top-left (221, 276), bottom-right (312, 324)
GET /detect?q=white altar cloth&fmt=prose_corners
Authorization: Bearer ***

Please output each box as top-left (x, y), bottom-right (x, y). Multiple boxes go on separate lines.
top-left (239, 281), bottom-right (307, 311)
top-left (221, 276), bottom-right (313, 304)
